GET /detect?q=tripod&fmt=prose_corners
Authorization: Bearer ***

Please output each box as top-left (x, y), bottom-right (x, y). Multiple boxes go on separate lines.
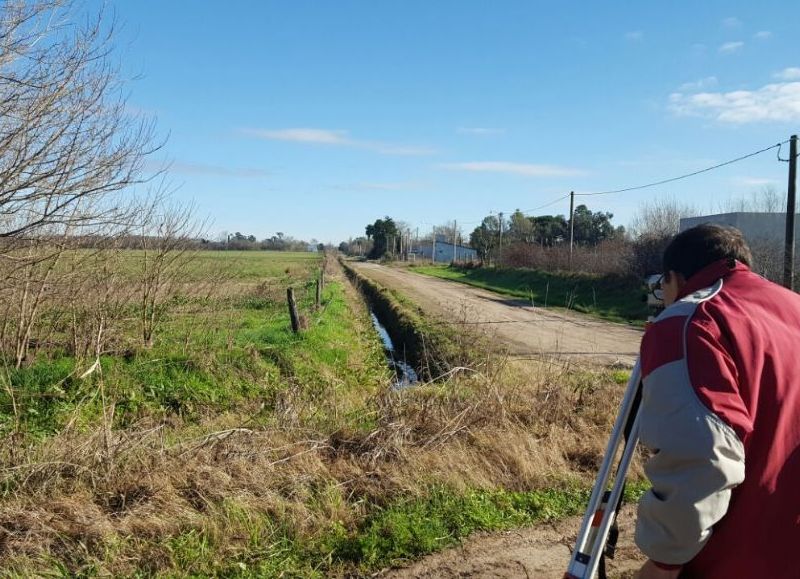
top-left (565, 359), bottom-right (643, 579)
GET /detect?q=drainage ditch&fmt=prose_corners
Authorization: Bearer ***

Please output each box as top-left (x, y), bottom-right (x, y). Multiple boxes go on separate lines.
top-left (369, 311), bottom-right (419, 388)
top-left (342, 261), bottom-right (449, 383)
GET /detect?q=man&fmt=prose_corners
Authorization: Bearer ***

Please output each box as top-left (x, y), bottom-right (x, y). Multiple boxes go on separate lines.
top-left (633, 224), bottom-right (800, 579)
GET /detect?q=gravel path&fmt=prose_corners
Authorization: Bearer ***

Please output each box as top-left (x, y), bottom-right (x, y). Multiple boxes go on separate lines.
top-left (352, 262), bottom-right (643, 367)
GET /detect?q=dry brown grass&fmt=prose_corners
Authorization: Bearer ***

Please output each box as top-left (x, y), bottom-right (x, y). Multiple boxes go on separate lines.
top-left (0, 257), bottom-right (637, 576)
top-left (0, 353), bottom-right (631, 575)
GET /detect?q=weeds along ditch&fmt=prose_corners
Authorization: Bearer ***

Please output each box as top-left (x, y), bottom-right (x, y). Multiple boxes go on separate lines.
top-left (0, 252), bottom-right (645, 577)
top-left (340, 260), bottom-right (467, 382)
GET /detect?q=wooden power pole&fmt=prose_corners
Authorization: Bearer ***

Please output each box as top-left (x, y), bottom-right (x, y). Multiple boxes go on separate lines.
top-left (453, 220), bottom-right (458, 263)
top-left (498, 212), bottom-right (504, 266)
top-left (784, 134), bottom-right (798, 290)
top-left (569, 191), bottom-right (575, 271)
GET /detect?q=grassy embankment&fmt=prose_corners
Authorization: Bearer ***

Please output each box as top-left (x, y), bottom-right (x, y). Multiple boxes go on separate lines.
top-left (411, 263), bottom-right (649, 324)
top-left (1, 251), bottom-right (644, 577)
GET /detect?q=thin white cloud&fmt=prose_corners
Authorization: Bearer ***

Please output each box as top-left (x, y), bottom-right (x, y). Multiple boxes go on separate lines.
top-left (774, 67), bottom-right (800, 81)
top-left (679, 76), bottom-right (718, 91)
top-left (372, 143), bottom-right (437, 156)
top-left (625, 31), bottom-right (644, 41)
top-left (754, 30), bottom-right (772, 40)
top-left (719, 41), bottom-right (744, 54)
top-left (441, 161), bottom-right (584, 178)
top-left (669, 79), bottom-right (800, 124)
top-left (722, 17), bottom-right (742, 29)
top-left (239, 127), bottom-right (436, 156)
top-left (457, 127), bottom-right (506, 136)
top-left (335, 181), bottom-right (424, 191)
top-left (732, 176), bottom-right (779, 187)
top-left (240, 128), bottom-right (349, 145)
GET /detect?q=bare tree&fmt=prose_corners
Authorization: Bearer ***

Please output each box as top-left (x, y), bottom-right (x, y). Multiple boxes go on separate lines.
top-left (719, 186), bottom-right (786, 214)
top-left (137, 198), bottom-right (203, 348)
top-left (0, 0), bottom-right (159, 242)
top-left (628, 198), bottom-right (700, 275)
top-left (629, 197), bottom-right (700, 239)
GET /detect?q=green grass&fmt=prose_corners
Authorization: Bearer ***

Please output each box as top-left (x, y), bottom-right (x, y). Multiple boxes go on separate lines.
top-left (0, 252), bottom-right (389, 437)
top-left (411, 264), bottom-right (648, 323)
top-left (61, 249), bottom-right (321, 282)
top-left (142, 482), bottom-right (650, 578)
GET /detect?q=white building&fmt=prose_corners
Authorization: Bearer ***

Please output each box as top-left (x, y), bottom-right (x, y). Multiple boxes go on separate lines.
top-left (680, 212), bottom-right (797, 244)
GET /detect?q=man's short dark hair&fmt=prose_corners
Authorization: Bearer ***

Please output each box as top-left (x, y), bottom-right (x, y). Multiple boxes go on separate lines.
top-left (663, 223), bottom-right (753, 280)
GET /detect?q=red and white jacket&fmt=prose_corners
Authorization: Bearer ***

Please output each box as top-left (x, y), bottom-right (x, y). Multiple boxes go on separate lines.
top-left (635, 259), bottom-right (800, 578)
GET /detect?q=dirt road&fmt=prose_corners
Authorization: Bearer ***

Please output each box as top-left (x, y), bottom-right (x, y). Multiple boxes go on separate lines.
top-left (352, 263), bottom-right (643, 367)
top-left (378, 506), bottom-right (643, 579)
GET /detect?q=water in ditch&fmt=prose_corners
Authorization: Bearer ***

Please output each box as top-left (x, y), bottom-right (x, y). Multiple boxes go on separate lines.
top-left (369, 311), bottom-right (419, 388)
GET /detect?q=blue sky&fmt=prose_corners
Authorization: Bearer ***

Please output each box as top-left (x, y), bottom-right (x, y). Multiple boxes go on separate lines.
top-left (107, 1), bottom-right (800, 243)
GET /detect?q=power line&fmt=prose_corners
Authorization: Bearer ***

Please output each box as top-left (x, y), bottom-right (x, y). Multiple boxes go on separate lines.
top-left (575, 140), bottom-right (788, 197)
top-left (412, 139), bottom-right (789, 232)
top-left (518, 193), bottom-right (571, 215)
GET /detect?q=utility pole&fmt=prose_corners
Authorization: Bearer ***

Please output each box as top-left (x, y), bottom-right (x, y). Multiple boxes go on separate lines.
top-left (498, 212), bottom-right (504, 266)
top-left (453, 220), bottom-right (458, 263)
top-left (784, 134), bottom-right (798, 290)
top-left (432, 228), bottom-right (436, 263)
top-left (569, 191), bottom-right (575, 271)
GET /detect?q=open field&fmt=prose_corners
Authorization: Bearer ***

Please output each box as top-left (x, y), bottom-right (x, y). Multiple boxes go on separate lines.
top-left (410, 264), bottom-right (649, 324)
top-left (0, 250), bottom-right (647, 577)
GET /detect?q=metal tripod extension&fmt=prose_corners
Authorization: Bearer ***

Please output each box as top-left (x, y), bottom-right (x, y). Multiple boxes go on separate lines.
top-left (565, 359), bottom-right (643, 579)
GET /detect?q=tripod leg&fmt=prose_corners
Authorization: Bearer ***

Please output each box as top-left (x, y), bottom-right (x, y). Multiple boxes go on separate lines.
top-left (565, 360), bottom-right (643, 579)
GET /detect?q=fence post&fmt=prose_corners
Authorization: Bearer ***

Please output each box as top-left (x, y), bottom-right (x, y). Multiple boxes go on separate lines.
top-left (315, 278), bottom-right (321, 308)
top-left (287, 287), bottom-right (300, 333)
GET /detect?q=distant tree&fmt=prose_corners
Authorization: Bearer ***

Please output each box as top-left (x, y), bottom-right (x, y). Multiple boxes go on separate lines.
top-left (629, 198), bottom-right (699, 239)
top-left (571, 205), bottom-right (618, 245)
top-left (365, 217), bottom-right (398, 259)
top-left (508, 210), bottom-right (535, 243)
top-left (628, 198), bottom-right (700, 275)
top-left (470, 215), bottom-right (501, 263)
top-left (719, 185), bottom-right (786, 214)
top-left (531, 215), bottom-right (568, 246)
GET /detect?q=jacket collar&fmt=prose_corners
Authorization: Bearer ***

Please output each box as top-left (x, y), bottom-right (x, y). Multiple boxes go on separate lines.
top-left (676, 258), bottom-right (750, 301)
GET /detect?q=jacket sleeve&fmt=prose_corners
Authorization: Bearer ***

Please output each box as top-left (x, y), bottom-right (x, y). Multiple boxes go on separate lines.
top-left (634, 320), bottom-right (746, 565)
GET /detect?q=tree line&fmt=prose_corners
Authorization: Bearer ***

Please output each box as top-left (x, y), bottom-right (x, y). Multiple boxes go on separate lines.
top-left (206, 231), bottom-right (323, 252)
top-left (469, 206), bottom-right (624, 264)
top-left (345, 208), bottom-right (623, 263)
